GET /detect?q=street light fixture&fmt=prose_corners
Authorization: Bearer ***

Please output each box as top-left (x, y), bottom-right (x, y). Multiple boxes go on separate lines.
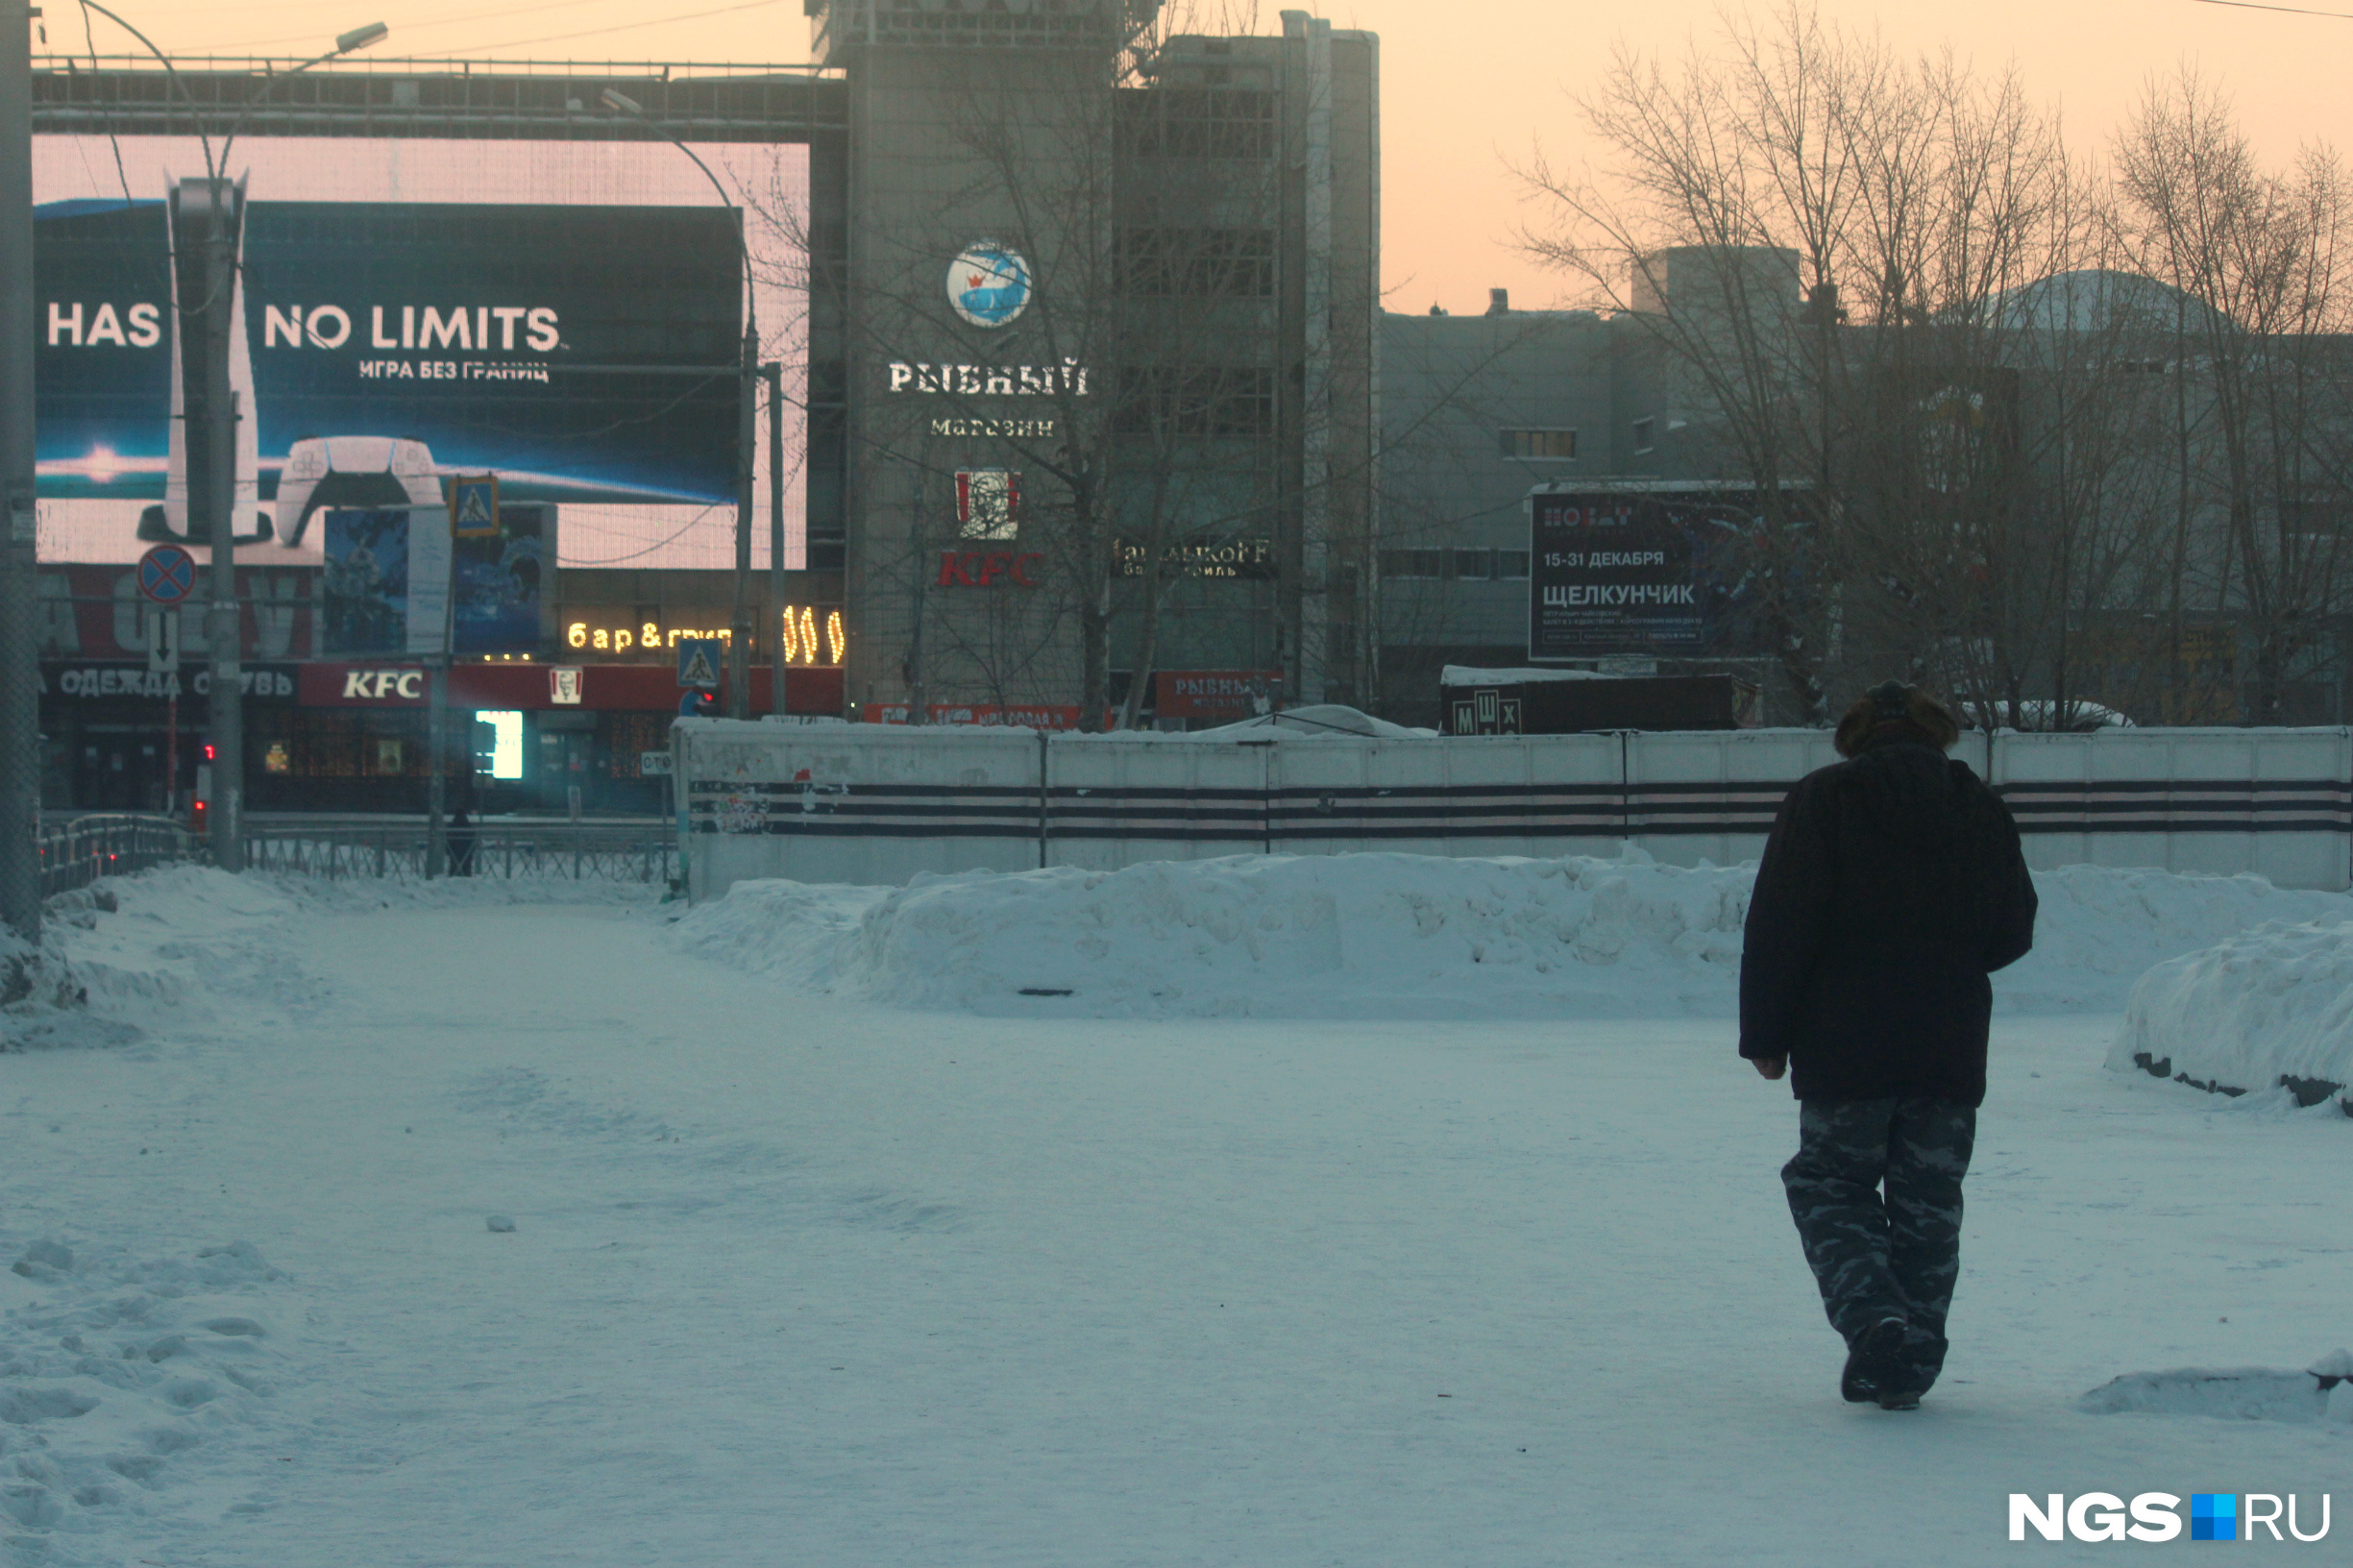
top-left (601, 87), bottom-right (763, 722)
top-left (49, 10), bottom-right (388, 878)
top-left (217, 19), bottom-right (387, 172)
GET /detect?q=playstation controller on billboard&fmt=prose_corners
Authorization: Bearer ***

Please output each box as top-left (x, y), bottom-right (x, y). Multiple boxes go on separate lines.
top-left (33, 195), bottom-right (743, 560)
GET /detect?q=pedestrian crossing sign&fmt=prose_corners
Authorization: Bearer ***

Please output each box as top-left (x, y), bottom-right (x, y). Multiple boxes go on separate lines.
top-left (451, 476), bottom-right (500, 537)
top-left (676, 638), bottom-right (723, 689)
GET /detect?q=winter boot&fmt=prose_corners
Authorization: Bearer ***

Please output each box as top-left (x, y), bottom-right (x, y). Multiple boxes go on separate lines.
top-left (1840, 1315), bottom-right (1907, 1405)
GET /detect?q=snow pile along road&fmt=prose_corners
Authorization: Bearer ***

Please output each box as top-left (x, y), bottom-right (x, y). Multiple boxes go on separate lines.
top-left (2109, 919), bottom-right (2353, 1110)
top-left (3, 866), bottom-right (656, 1051)
top-left (666, 852), bottom-right (2353, 1020)
top-left (675, 851), bottom-right (1748, 1020)
top-left (2016, 865), bottom-right (2353, 1011)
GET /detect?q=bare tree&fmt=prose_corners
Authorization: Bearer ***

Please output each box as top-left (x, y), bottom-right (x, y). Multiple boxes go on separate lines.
top-left (1513, 5), bottom-right (1866, 717)
top-left (2117, 68), bottom-right (2353, 723)
top-left (1515, 3), bottom-right (2182, 725)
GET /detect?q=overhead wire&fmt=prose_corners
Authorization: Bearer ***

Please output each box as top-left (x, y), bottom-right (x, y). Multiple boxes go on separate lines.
top-left (208, 0), bottom-right (641, 55)
top-left (438, 0), bottom-right (787, 56)
top-left (2190, 0), bottom-right (2353, 16)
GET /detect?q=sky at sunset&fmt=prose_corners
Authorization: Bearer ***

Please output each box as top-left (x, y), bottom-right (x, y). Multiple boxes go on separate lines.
top-left (60, 0), bottom-right (2351, 313)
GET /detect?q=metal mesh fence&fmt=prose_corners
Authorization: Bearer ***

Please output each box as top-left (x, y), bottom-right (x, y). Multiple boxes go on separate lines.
top-left (37, 815), bottom-right (203, 897)
top-left (242, 824), bottom-right (677, 885)
top-left (34, 818), bottom-right (675, 894)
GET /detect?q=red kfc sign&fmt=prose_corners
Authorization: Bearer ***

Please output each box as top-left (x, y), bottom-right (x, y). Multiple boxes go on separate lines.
top-left (936, 550), bottom-right (1043, 588)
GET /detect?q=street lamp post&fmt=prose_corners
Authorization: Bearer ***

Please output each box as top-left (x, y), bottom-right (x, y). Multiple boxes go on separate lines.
top-left (70, 8), bottom-right (386, 874)
top-left (195, 23), bottom-right (386, 871)
top-left (601, 88), bottom-right (762, 721)
top-left (763, 358), bottom-right (785, 707)
top-left (1, 4), bottom-right (40, 946)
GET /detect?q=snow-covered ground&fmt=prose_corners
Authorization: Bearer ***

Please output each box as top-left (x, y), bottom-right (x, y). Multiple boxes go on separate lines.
top-left (2, 860), bottom-right (2348, 1566)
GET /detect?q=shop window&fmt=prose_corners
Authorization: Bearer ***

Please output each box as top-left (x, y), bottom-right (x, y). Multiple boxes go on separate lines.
top-left (607, 713), bottom-right (672, 779)
top-left (475, 711), bottom-right (525, 780)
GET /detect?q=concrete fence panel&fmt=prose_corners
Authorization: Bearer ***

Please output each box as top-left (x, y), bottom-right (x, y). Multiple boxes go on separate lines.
top-left (677, 722), bottom-right (1043, 897)
top-left (1626, 728), bottom-right (1843, 870)
top-left (1046, 737), bottom-right (1271, 870)
top-left (1990, 727), bottom-right (2352, 890)
top-left (674, 722), bottom-right (2353, 897)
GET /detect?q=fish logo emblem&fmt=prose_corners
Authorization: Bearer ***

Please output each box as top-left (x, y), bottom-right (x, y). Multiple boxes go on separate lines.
top-left (948, 242), bottom-right (1032, 328)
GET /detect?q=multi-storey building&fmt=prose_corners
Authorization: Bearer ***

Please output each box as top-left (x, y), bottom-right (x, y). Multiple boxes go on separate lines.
top-left (813, 1), bottom-right (1381, 721)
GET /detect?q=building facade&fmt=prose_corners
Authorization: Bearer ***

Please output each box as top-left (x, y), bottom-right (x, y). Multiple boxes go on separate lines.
top-left (1374, 286), bottom-right (1771, 726)
top-left (814, 1), bottom-right (1381, 722)
top-left (28, 7), bottom-right (1384, 822)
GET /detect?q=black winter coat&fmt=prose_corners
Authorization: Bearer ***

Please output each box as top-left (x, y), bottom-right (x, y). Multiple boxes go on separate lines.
top-left (1737, 738), bottom-right (2038, 1107)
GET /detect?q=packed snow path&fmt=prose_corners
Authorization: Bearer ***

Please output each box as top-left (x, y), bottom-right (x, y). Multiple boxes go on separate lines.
top-left (7, 895), bottom-right (2350, 1565)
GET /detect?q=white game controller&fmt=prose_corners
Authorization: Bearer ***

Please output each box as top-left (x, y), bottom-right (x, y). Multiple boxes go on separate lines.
top-left (270, 435), bottom-right (445, 549)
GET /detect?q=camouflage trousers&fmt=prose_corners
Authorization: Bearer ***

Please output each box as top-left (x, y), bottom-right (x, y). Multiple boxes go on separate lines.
top-left (1781, 1096), bottom-right (1976, 1393)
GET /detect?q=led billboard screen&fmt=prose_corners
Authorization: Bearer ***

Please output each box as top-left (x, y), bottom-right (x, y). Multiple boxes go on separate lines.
top-left (322, 503), bottom-right (551, 658)
top-left (32, 135), bottom-right (808, 571)
top-left (1528, 487), bottom-right (1801, 660)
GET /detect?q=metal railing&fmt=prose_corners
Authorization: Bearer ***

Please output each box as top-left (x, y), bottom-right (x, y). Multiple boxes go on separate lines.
top-left (242, 823), bottom-right (676, 885)
top-left (37, 814), bottom-right (204, 897)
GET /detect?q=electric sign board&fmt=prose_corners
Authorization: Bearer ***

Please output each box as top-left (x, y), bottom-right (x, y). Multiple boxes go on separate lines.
top-left (1527, 487), bottom-right (1802, 660)
top-left (322, 503), bottom-right (551, 657)
top-left (31, 135), bottom-right (809, 572)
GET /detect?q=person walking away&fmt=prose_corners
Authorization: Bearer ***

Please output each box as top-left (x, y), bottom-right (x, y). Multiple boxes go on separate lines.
top-left (1739, 682), bottom-right (2037, 1409)
top-left (449, 772), bottom-right (478, 877)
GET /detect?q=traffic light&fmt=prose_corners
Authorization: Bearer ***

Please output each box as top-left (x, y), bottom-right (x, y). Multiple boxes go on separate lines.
top-left (193, 742), bottom-right (217, 829)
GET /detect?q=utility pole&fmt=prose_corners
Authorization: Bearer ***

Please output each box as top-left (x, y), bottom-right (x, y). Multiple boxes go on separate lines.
top-left (728, 306), bottom-right (756, 720)
top-left (0, 6), bottom-right (41, 944)
top-left (173, 177), bottom-right (246, 871)
top-left (33, 15), bottom-right (386, 889)
top-left (594, 92), bottom-right (754, 722)
top-left (763, 359), bottom-right (784, 711)
top-left (425, 656), bottom-right (448, 876)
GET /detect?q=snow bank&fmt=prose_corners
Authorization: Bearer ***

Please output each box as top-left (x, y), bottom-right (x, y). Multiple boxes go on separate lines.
top-left (2005, 865), bottom-right (2353, 1012)
top-left (3, 866), bottom-right (652, 1050)
top-left (665, 851), bottom-right (2353, 1020)
top-left (2079, 1361), bottom-right (2353, 1426)
top-left (668, 850), bottom-right (1747, 1019)
top-left (2108, 919), bottom-right (2353, 1111)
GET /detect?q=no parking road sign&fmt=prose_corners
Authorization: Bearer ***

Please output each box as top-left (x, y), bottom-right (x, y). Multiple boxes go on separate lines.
top-left (137, 544), bottom-right (196, 604)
